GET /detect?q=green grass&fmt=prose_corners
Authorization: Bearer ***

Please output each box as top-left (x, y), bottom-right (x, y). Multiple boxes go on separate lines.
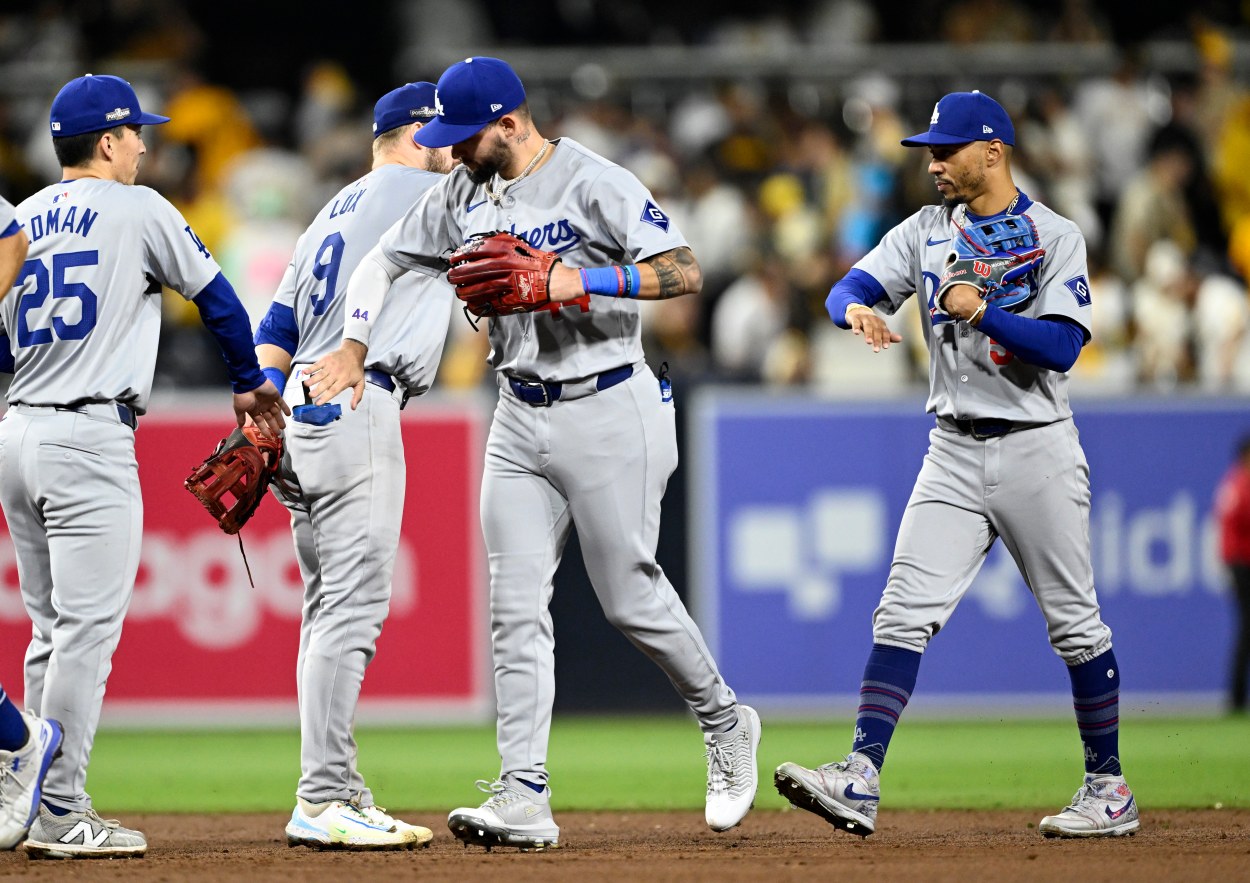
top-left (85, 714), bottom-right (1250, 813)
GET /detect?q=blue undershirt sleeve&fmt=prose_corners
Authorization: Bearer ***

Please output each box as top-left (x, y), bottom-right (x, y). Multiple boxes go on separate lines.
top-left (974, 307), bottom-right (1086, 372)
top-left (254, 302), bottom-right (299, 353)
top-left (193, 272), bottom-right (267, 393)
top-left (825, 269), bottom-right (889, 329)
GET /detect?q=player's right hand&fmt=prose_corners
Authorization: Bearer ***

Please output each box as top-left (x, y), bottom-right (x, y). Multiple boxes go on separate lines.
top-left (847, 305), bottom-right (902, 353)
top-left (307, 340), bottom-right (367, 410)
top-left (235, 380), bottom-right (290, 438)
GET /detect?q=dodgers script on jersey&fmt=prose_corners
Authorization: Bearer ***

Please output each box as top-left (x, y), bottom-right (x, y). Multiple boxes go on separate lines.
top-left (378, 137), bottom-right (686, 380)
top-left (855, 196), bottom-right (1090, 423)
top-left (1, 180), bottom-right (218, 412)
top-left (276, 163), bottom-right (451, 396)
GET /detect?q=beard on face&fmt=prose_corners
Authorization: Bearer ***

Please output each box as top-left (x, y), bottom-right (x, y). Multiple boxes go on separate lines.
top-left (465, 138), bottom-right (510, 185)
top-left (424, 149), bottom-right (454, 176)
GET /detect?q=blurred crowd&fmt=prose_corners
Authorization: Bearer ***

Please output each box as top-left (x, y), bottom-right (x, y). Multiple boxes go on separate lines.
top-left (3, 1), bottom-right (1250, 395)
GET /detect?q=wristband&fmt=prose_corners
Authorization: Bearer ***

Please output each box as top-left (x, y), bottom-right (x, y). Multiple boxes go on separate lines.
top-left (968, 301), bottom-right (988, 326)
top-left (262, 366), bottom-right (287, 390)
top-left (579, 264), bottom-right (641, 298)
top-left (845, 302), bottom-right (873, 321)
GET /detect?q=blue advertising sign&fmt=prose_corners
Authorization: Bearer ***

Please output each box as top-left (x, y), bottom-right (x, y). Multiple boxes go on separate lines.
top-left (691, 393), bottom-right (1249, 708)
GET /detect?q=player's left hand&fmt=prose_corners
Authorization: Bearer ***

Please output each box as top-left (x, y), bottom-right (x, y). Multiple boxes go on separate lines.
top-left (307, 340), bottom-right (367, 410)
top-left (235, 380), bottom-right (289, 438)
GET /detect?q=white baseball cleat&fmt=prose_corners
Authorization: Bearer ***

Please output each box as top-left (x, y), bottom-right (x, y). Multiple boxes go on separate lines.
top-left (447, 775), bottom-right (560, 851)
top-left (24, 806), bottom-right (147, 859)
top-left (1039, 774), bottom-right (1140, 838)
top-left (774, 752), bottom-right (880, 837)
top-left (704, 705), bottom-right (761, 831)
top-left (0, 711), bottom-right (63, 851)
top-left (285, 798), bottom-right (420, 850)
top-left (356, 804), bottom-right (433, 847)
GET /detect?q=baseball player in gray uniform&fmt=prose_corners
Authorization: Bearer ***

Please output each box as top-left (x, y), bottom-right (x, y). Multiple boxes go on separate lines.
top-left (0, 195), bottom-right (65, 854)
top-left (308, 56), bottom-right (760, 849)
top-left (0, 74), bottom-right (287, 859)
top-left (254, 82), bottom-right (455, 851)
top-left (774, 91), bottom-right (1138, 839)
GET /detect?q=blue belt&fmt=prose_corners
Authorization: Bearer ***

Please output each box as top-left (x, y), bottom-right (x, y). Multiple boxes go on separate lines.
top-left (507, 365), bottom-right (633, 408)
top-left (365, 369), bottom-right (395, 392)
top-left (48, 401), bottom-right (138, 430)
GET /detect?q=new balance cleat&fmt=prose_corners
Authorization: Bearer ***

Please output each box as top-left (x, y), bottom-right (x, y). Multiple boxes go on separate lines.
top-left (447, 775), bottom-right (560, 851)
top-left (774, 752), bottom-right (880, 837)
top-left (705, 705), bottom-right (761, 831)
top-left (0, 712), bottom-right (62, 851)
top-left (1039, 774), bottom-right (1140, 838)
top-left (286, 798), bottom-right (418, 850)
top-left (24, 806), bottom-right (146, 859)
top-left (356, 803), bottom-right (433, 847)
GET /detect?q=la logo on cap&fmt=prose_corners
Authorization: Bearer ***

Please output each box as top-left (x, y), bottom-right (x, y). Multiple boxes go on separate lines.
top-left (930, 104), bottom-right (940, 125)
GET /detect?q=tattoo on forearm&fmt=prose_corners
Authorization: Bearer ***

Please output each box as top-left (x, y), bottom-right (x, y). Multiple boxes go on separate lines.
top-left (650, 248), bottom-right (697, 299)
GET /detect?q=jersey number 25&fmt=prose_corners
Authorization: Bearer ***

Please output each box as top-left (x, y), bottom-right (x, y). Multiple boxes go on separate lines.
top-left (14, 250), bottom-right (98, 347)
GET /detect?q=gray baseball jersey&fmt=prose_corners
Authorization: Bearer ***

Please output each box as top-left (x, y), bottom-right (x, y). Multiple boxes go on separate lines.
top-left (0, 195), bottom-right (15, 232)
top-left (276, 163), bottom-right (451, 396)
top-left (267, 161), bottom-right (452, 806)
top-left (1, 180), bottom-right (218, 413)
top-left (363, 137), bottom-right (738, 786)
top-left (855, 201), bottom-right (1091, 423)
top-left (848, 195), bottom-right (1111, 665)
top-left (0, 178), bottom-right (223, 814)
top-left (380, 137), bottom-right (686, 380)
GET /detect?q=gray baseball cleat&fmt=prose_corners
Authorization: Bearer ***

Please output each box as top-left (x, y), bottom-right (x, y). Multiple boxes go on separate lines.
top-left (1039, 773), bottom-right (1140, 838)
top-left (447, 775), bottom-right (560, 851)
top-left (704, 704), bottom-right (761, 831)
top-left (774, 751), bottom-right (880, 836)
top-left (24, 806), bottom-right (146, 859)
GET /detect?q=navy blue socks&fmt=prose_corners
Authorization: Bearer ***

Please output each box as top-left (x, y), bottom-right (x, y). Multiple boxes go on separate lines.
top-left (851, 643), bottom-right (922, 771)
top-left (1068, 649), bottom-right (1123, 776)
top-left (0, 688), bottom-right (28, 751)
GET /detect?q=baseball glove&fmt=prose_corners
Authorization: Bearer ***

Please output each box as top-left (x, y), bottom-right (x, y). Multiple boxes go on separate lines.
top-left (939, 214), bottom-right (1045, 313)
top-left (937, 248), bottom-right (1046, 313)
top-left (446, 231), bottom-right (560, 318)
top-left (184, 425), bottom-right (283, 534)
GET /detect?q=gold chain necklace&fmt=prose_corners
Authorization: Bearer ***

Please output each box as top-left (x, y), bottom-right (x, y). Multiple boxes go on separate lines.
top-left (485, 139), bottom-right (550, 203)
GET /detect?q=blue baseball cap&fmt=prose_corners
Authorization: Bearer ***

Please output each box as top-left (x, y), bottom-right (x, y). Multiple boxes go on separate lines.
top-left (900, 91), bottom-right (1015, 147)
top-left (411, 57), bottom-right (525, 148)
top-left (373, 81), bottom-right (438, 138)
top-left (50, 74), bottom-right (170, 138)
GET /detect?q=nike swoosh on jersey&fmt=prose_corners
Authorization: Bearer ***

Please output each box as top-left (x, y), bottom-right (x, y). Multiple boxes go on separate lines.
top-left (467, 199), bottom-right (488, 213)
top-left (842, 783), bottom-right (879, 803)
top-left (926, 236), bottom-right (951, 246)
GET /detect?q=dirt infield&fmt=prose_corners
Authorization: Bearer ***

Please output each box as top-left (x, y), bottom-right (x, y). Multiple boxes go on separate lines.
top-left (0, 809), bottom-right (1245, 881)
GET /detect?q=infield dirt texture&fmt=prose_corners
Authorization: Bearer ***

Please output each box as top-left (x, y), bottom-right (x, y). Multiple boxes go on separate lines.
top-left (0, 808), bottom-right (1244, 881)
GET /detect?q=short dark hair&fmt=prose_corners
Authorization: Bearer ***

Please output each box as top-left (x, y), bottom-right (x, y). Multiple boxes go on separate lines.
top-left (52, 125), bottom-right (126, 168)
